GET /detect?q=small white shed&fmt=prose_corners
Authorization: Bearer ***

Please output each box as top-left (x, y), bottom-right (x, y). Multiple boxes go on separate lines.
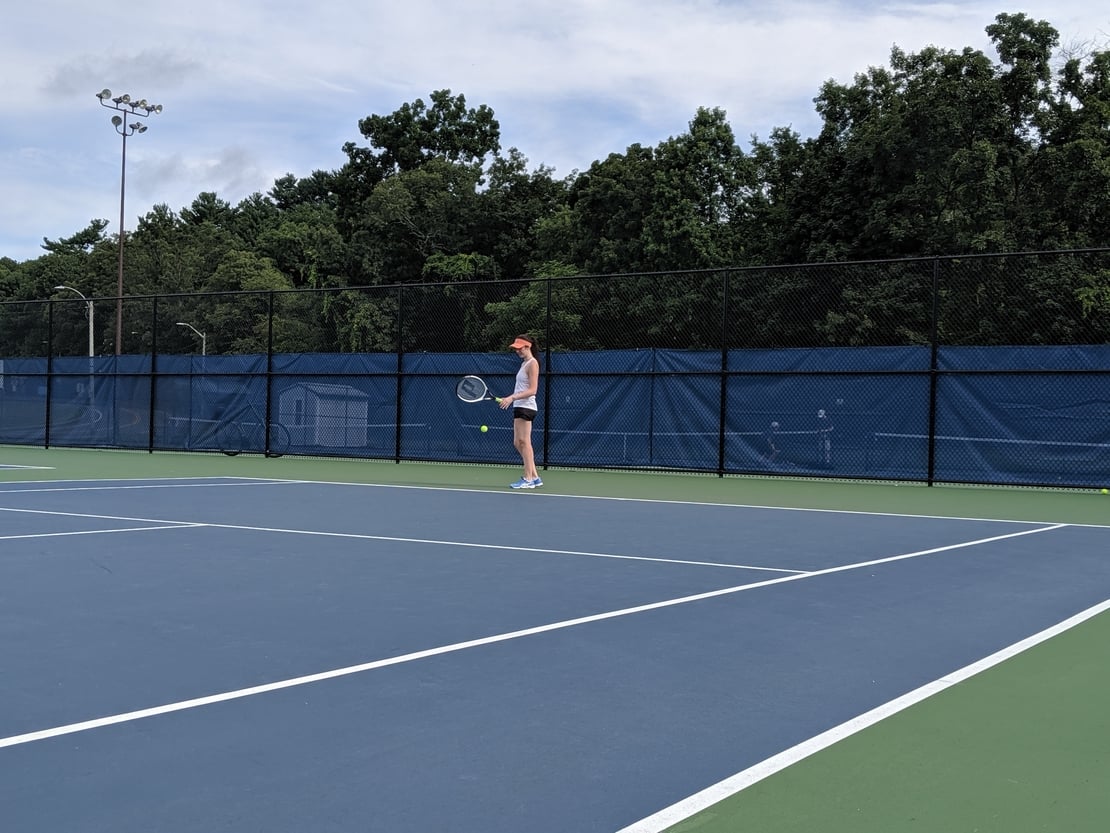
top-left (277, 382), bottom-right (370, 447)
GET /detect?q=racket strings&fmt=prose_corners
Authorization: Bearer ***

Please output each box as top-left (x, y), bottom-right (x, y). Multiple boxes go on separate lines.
top-left (457, 376), bottom-right (489, 402)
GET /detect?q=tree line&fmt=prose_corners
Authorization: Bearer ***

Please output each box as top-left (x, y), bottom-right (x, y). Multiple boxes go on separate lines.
top-left (2, 12), bottom-right (1109, 355)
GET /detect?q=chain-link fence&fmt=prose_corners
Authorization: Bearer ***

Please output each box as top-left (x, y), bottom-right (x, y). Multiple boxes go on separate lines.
top-left (3, 249), bottom-right (1109, 486)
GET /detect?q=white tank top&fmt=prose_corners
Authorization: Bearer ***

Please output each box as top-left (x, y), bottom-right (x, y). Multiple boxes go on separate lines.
top-left (513, 358), bottom-right (538, 410)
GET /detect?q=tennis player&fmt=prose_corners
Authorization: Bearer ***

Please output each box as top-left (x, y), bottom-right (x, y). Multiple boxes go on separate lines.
top-left (501, 334), bottom-right (542, 489)
top-left (766, 421), bottom-right (781, 463)
top-left (816, 409), bottom-right (833, 464)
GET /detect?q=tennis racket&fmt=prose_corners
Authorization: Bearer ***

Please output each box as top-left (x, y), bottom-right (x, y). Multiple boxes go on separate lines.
top-left (456, 375), bottom-right (501, 403)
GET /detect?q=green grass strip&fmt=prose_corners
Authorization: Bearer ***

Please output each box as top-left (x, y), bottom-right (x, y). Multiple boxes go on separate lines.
top-left (663, 608), bottom-right (1110, 833)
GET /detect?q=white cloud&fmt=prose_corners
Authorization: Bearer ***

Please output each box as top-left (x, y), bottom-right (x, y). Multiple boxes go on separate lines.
top-left (1, 0), bottom-right (1107, 262)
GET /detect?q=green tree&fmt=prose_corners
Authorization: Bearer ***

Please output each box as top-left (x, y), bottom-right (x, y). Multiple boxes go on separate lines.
top-left (335, 90), bottom-right (501, 286)
top-left (230, 192), bottom-right (282, 249)
top-left (270, 170), bottom-right (338, 210)
top-left (205, 250), bottom-right (292, 354)
top-left (352, 89), bottom-right (500, 175)
top-left (1030, 47), bottom-right (1110, 248)
top-left (566, 143), bottom-right (657, 273)
top-left (363, 158), bottom-right (484, 284)
top-left (483, 264), bottom-right (589, 351)
top-left (476, 148), bottom-right (569, 280)
top-left (129, 203), bottom-right (238, 296)
top-left (256, 203), bottom-right (346, 289)
top-left (321, 288), bottom-right (399, 353)
top-left (743, 126), bottom-right (808, 264)
top-left (180, 192), bottom-right (235, 227)
top-left (643, 107), bottom-right (752, 270)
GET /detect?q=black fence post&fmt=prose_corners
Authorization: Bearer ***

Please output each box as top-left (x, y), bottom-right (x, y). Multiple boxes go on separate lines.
top-left (718, 270), bottom-right (729, 477)
top-left (394, 285), bottom-right (404, 463)
top-left (926, 258), bottom-right (941, 486)
top-left (147, 296), bottom-right (158, 452)
top-left (542, 277), bottom-right (552, 471)
top-left (45, 300), bottom-right (54, 449)
top-left (264, 291), bottom-right (275, 456)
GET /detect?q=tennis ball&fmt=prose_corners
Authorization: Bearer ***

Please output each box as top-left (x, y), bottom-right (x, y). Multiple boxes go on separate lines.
top-left (1101, 488), bottom-right (1108, 494)
top-left (480, 425), bottom-right (488, 433)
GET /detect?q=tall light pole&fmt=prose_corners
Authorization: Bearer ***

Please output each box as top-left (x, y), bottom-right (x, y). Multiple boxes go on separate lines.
top-left (176, 322), bottom-right (207, 356)
top-left (53, 285), bottom-right (94, 357)
top-left (96, 89), bottom-right (162, 355)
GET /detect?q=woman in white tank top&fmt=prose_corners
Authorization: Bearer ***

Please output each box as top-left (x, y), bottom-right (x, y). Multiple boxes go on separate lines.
top-left (501, 335), bottom-right (541, 489)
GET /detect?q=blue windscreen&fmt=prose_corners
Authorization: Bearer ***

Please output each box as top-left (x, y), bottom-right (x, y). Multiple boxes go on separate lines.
top-left (11, 345), bottom-right (1109, 487)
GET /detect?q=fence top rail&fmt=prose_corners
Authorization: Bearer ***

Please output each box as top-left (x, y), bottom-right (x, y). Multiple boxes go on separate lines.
top-left (8, 247), bottom-right (1110, 307)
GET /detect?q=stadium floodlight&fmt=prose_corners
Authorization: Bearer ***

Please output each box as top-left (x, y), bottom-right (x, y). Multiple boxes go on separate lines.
top-left (95, 88), bottom-right (163, 354)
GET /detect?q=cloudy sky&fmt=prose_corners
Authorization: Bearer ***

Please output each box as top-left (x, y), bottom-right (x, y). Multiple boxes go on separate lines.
top-left (1, 1), bottom-right (1106, 263)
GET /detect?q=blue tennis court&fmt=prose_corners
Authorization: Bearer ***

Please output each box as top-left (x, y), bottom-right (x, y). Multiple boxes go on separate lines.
top-left (1, 476), bottom-right (1108, 832)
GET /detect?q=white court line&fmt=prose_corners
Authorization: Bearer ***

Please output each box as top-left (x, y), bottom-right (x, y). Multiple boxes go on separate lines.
top-left (198, 521), bottom-right (808, 572)
top-left (253, 477), bottom-right (1110, 529)
top-left (2, 475), bottom-right (1107, 529)
top-left (0, 525), bottom-right (202, 541)
top-left (0, 506), bottom-right (219, 525)
top-left (1, 476), bottom-right (287, 485)
top-left (0, 480), bottom-right (303, 494)
top-left (0, 506), bottom-right (806, 573)
top-left (0, 522), bottom-right (1065, 750)
top-left (615, 596), bottom-right (1110, 833)
top-left (0, 507), bottom-right (204, 541)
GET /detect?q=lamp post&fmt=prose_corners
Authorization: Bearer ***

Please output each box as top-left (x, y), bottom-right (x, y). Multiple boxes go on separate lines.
top-left (96, 89), bottom-right (162, 355)
top-left (52, 284), bottom-right (96, 414)
top-left (176, 322), bottom-right (207, 356)
top-left (52, 285), bottom-right (94, 357)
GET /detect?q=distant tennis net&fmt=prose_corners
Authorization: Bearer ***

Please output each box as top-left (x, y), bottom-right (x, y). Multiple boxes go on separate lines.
top-left (869, 432), bottom-right (1110, 485)
top-left (545, 428), bottom-right (828, 468)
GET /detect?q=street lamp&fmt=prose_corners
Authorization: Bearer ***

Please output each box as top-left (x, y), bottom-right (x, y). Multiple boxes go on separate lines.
top-left (176, 322), bottom-right (207, 356)
top-left (96, 88), bottom-right (162, 355)
top-left (53, 285), bottom-right (94, 357)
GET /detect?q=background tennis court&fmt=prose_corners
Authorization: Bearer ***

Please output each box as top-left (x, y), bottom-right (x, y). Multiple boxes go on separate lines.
top-left (1, 447), bottom-right (1108, 832)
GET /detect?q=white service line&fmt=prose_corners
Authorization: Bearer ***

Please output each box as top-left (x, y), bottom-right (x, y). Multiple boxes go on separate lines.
top-left (0, 522), bottom-right (1066, 750)
top-left (0, 506), bottom-right (216, 524)
top-left (201, 520), bottom-right (809, 572)
top-left (0, 479), bottom-right (303, 494)
top-left (0, 506), bottom-right (205, 539)
top-left (0, 506), bottom-right (806, 572)
top-left (0, 525), bottom-right (203, 541)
